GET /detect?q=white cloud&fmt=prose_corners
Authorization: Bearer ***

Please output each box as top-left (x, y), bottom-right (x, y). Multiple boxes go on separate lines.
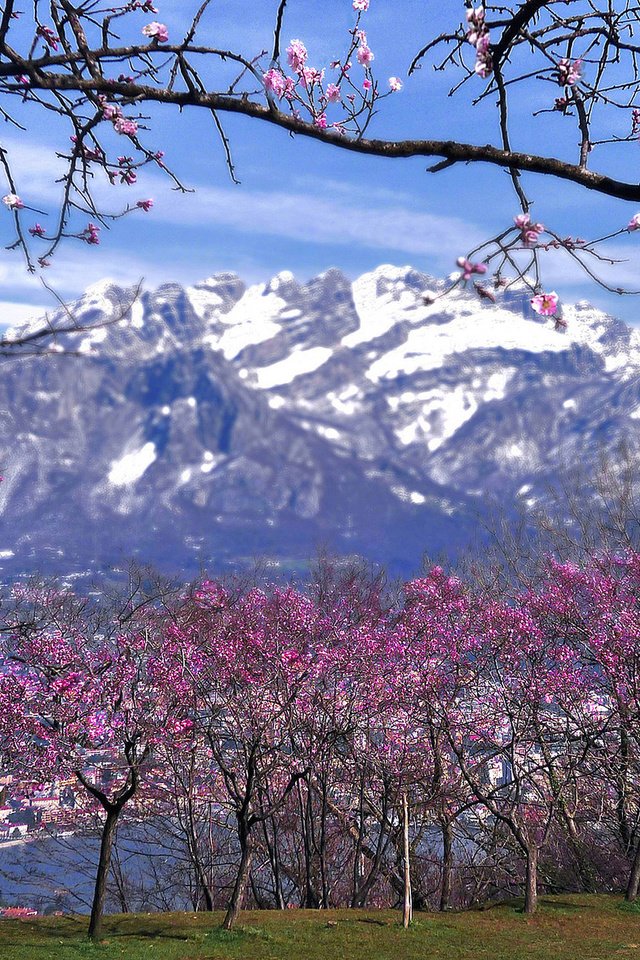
top-left (0, 300), bottom-right (50, 328)
top-left (149, 178), bottom-right (483, 259)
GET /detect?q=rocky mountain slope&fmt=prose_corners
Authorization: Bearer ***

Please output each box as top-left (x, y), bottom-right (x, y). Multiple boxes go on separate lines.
top-left (0, 265), bottom-right (639, 581)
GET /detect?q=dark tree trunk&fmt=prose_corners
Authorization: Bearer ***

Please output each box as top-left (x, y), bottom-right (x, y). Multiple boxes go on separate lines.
top-left (88, 806), bottom-right (120, 940)
top-left (524, 846), bottom-right (538, 915)
top-left (439, 818), bottom-right (453, 912)
top-left (626, 840), bottom-right (640, 902)
top-left (223, 833), bottom-right (253, 930)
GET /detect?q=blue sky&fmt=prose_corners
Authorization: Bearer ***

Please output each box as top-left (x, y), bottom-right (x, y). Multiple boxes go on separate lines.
top-left (1, 0), bottom-right (639, 327)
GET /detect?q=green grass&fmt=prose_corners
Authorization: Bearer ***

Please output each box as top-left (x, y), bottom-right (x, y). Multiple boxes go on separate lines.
top-left (2, 895), bottom-right (640, 959)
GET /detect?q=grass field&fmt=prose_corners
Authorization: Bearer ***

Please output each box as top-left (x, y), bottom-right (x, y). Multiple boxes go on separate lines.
top-left (2, 895), bottom-right (640, 959)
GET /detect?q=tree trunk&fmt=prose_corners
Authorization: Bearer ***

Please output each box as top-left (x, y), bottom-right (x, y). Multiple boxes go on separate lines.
top-left (402, 792), bottom-right (412, 928)
top-left (223, 834), bottom-right (253, 930)
top-left (439, 817), bottom-right (453, 912)
top-left (524, 846), bottom-right (538, 915)
top-left (88, 806), bottom-right (120, 940)
top-left (626, 840), bottom-right (640, 901)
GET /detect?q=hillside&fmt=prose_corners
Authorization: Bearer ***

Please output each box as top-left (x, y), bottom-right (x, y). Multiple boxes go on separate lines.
top-left (1, 897), bottom-right (639, 960)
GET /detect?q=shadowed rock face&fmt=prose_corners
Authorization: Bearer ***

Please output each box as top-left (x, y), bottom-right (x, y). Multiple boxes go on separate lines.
top-left (0, 266), bottom-right (638, 583)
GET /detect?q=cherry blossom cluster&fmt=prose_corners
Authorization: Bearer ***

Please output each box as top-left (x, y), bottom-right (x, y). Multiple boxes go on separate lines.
top-left (555, 58), bottom-right (582, 87)
top-left (514, 212), bottom-right (545, 246)
top-left (263, 4), bottom-right (401, 138)
top-left (466, 6), bottom-right (493, 79)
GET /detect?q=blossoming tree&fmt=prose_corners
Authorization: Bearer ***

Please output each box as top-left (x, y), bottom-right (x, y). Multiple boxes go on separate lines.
top-left (0, 588), bottom-right (192, 939)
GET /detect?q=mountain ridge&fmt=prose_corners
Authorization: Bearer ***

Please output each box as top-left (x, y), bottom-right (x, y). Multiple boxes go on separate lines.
top-left (0, 264), bottom-right (639, 582)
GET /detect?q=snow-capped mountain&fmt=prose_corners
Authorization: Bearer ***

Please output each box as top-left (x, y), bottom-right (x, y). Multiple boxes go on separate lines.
top-left (1, 264), bottom-right (639, 582)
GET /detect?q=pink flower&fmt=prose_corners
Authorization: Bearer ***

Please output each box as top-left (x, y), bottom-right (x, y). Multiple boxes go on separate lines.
top-left (388, 76), bottom-right (403, 92)
top-left (456, 256), bottom-right (486, 281)
top-left (114, 117), bottom-right (138, 136)
top-left (101, 102), bottom-right (122, 121)
top-left (28, 223), bottom-right (45, 236)
top-left (530, 291), bottom-right (559, 316)
top-left (263, 68), bottom-right (287, 99)
top-left (37, 25), bottom-right (58, 50)
top-left (514, 212), bottom-right (544, 246)
top-left (142, 21), bottom-right (169, 43)
top-left (326, 83), bottom-right (341, 103)
top-left (287, 39), bottom-right (308, 74)
top-left (353, 0), bottom-right (370, 9)
top-left (556, 58), bottom-right (581, 86)
top-left (136, 199), bottom-right (154, 212)
top-left (627, 213), bottom-right (640, 231)
top-left (362, 78), bottom-right (372, 90)
top-left (356, 45), bottom-right (374, 67)
top-left (466, 7), bottom-right (492, 79)
top-left (301, 66), bottom-right (324, 86)
top-left (2, 193), bottom-right (23, 209)
top-left (83, 222), bottom-right (100, 245)
top-left (314, 112), bottom-right (328, 129)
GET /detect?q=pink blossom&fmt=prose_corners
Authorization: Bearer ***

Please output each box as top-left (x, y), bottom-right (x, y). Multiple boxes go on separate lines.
top-left (28, 223), bottom-right (45, 236)
top-left (456, 256), bottom-right (486, 281)
top-left (466, 7), bottom-right (492, 79)
top-left (388, 76), bottom-right (403, 92)
top-left (2, 193), bottom-right (23, 209)
top-left (136, 199), bottom-right (154, 211)
top-left (114, 117), bottom-right (138, 136)
top-left (301, 66), bottom-right (324, 86)
top-left (326, 83), bottom-right (341, 103)
top-left (627, 213), bottom-right (640, 231)
top-left (287, 39), bottom-right (308, 74)
top-left (556, 58), bottom-right (582, 86)
top-left (314, 112), bottom-right (328, 129)
top-left (353, 0), bottom-right (370, 9)
top-left (142, 21), bottom-right (169, 43)
top-left (530, 291), bottom-right (559, 316)
top-left (83, 222), bottom-right (100, 245)
top-left (362, 78), bottom-right (372, 90)
top-left (263, 68), bottom-right (287, 99)
top-left (356, 45), bottom-right (374, 67)
top-left (101, 101), bottom-right (122, 121)
top-left (37, 25), bottom-right (58, 50)
top-left (514, 212), bottom-right (544, 246)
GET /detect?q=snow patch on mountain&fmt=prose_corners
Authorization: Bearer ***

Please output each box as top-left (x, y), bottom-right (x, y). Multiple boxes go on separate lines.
top-left (108, 442), bottom-right (157, 486)
top-left (212, 283), bottom-right (285, 360)
top-left (343, 265), bottom-right (422, 348)
top-left (254, 346), bottom-right (333, 388)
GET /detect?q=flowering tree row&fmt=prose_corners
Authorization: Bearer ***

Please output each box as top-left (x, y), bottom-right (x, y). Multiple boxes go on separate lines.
top-left (1, 0), bottom-right (640, 347)
top-left (2, 552), bottom-right (640, 936)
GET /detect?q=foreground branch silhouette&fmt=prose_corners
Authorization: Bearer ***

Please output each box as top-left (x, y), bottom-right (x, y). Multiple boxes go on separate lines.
top-left (0, 1), bottom-right (639, 327)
